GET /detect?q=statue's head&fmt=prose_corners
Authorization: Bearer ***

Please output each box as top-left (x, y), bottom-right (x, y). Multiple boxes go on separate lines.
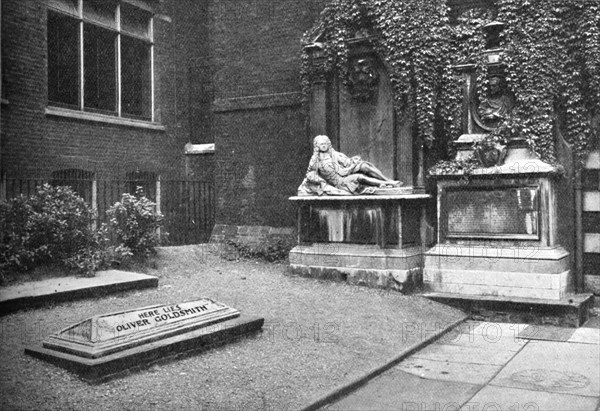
top-left (313, 135), bottom-right (332, 152)
top-left (488, 76), bottom-right (505, 96)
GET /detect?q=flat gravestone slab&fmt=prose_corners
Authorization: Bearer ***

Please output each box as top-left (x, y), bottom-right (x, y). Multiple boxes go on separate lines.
top-left (45, 299), bottom-right (239, 358)
top-left (25, 298), bottom-right (263, 382)
top-left (0, 270), bottom-right (158, 315)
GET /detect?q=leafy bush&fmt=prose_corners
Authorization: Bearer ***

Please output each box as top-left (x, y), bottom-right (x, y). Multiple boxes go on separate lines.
top-left (0, 184), bottom-right (97, 273)
top-left (106, 187), bottom-right (164, 257)
top-left (62, 224), bottom-right (133, 275)
top-left (224, 237), bottom-right (294, 262)
top-left (0, 184), bottom-right (145, 278)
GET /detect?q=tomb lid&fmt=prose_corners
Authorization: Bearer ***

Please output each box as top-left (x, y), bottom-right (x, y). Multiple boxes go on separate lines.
top-left (43, 298), bottom-right (239, 358)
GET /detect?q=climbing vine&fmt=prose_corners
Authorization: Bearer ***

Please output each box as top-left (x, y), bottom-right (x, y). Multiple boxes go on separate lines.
top-left (300, 0), bottom-right (600, 170)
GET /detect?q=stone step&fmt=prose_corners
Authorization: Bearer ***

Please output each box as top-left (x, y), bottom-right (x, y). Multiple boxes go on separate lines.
top-left (422, 292), bottom-right (595, 327)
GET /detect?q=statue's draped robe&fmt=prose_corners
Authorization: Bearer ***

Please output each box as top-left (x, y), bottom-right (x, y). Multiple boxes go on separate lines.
top-left (297, 149), bottom-right (369, 196)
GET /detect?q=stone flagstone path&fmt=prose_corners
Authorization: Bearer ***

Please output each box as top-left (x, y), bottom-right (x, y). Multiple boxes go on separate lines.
top-left (325, 321), bottom-right (600, 410)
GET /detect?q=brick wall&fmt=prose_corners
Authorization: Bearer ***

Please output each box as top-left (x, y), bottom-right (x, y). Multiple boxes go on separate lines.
top-left (0, 0), bottom-right (212, 182)
top-left (209, 0), bottom-right (328, 229)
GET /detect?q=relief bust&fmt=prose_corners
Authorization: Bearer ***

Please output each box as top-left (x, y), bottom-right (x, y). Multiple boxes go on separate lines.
top-left (348, 57), bottom-right (380, 102)
top-left (477, 75), bottom-right (514, 129)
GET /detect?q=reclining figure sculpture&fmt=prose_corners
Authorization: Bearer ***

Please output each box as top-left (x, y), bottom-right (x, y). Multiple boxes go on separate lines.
top-left (297, 135), bottom-right (402, 196)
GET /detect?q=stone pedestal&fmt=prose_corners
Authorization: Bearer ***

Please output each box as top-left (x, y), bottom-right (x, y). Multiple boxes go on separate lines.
top-left (289, 192), bottom-right (431, 291)
top-left (425, 140), bottom-right (572, 300)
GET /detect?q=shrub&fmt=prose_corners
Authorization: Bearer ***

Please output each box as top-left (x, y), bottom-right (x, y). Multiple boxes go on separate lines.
top-left (106, 187), bottom-right (164, 257)
top-left (0, 184), bottom-right (96, 273)
top-left (224, 237), bottom-right (294, 262)
top-left (63, 224), bottom-right (133, 275)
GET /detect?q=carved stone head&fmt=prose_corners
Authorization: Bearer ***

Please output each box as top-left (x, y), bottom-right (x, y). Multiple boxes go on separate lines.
top-left (348, 57), bottom-right (380, 102)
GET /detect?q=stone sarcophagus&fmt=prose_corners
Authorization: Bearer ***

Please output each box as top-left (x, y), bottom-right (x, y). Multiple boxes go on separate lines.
top-left (289, 32), bottom-right (432, 292)
top-left (289, 192), bottom-right (430, 291)
top-left (424, 21), bottom-right (576, 301)
top-left (426, 143), bottom-right (571, 299)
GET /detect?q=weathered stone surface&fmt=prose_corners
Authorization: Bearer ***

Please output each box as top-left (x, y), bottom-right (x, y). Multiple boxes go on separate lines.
top-left (489, 341), bottom-right (600, 398)
top-left (25, 299), bottom-right (264, 382)
top-left (424, 244), bottom-right (572, 300)
top-left (446, 186), bottom-right (539, 238)
top-left (289, 243), bottom-right (424, 292)
top-left (399, 357), bottom-right (503, 385)
top-left (42, 299), bottom-right (240, 359)
top-left (467, 385), bottom-right (599, 411)
top-left (0, 270), bottom-right (158, 315)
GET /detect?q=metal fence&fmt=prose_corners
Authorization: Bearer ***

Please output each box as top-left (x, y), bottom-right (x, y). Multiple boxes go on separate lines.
top-left (2, 178), bottom-right (215, 245)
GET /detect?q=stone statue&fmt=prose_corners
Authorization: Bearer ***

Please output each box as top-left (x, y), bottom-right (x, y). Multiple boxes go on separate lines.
top-left (297, 135), bottom-right (402, 196)
top-left (477, 76), bottom-right (514, 128)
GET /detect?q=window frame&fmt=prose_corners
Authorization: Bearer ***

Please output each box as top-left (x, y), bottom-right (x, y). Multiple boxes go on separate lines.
top-left (46, 0), bottom-right (155, 122)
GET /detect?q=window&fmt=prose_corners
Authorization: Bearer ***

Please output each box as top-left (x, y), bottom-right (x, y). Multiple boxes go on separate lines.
top-left (51, 168), bottom-right (94, 203)
top-left (47, 0), bottom-right (154, 120)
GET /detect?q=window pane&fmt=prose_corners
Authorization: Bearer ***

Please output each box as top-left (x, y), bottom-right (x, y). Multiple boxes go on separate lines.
top-left (121, 36), bottom-right (151, 119)
top-left (48, 11), bottom-right (79, 107)
top-left (121, 4), bottom-right (151, 40)
top-left (84, 24), bottom-right (116, 113)
top-left (83, 0), bottom-right (117, 29)
top-left (48, 0), bottom-right (78, 17)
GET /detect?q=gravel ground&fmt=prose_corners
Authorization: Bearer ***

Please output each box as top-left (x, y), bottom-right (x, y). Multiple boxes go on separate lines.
top-left (0, 245), bottom-right (464, 410)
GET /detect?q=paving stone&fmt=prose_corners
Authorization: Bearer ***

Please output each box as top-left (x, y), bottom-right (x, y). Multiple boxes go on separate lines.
top-left (324, 396), bottom-right (389, 410)
top-left (438, 328), bottom-right (527, 352)
top-left (398, 357), bottom-right (503, 385)
top-left (568, 327), bottom-right (600, 345)
top-left (463, 385), bottom-right (599, 411)
top-left (518, 325), bottom-right (576, 342)
top-left (489, 341), bottom-right (600, 398)
top-left (329, 369), bottom-right (480, 411)
top-left (412, 342), bottom-right (517, 366)
top-left (466, 321), bottom-right (529, 339)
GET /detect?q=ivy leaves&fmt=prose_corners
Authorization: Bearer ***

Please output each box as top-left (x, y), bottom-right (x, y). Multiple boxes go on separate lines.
top-left (301, 0), bottom-right (599, 169)
top-left (497, 0), bottom-right (599, 167)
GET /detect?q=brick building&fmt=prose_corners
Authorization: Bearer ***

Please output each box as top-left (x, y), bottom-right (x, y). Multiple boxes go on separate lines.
top-left (0, 0), bottom-right (215, 243)
top-left (1, 0), bottom-right (326, 244)
top-left (1, 0), bottom-right (598, 293)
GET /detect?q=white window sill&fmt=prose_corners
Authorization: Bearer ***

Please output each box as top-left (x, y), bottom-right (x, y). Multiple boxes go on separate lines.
top-left (46, 106), bottom-right (165, 131)
top-left (185, 143), bottom-right (215, 155)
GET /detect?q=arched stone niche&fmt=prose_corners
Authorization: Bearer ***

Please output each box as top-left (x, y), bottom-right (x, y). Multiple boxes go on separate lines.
top-left (305, 36), bottom-right (420, 190)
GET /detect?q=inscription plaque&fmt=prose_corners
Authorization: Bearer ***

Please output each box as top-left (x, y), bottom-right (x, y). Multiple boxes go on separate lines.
top-left (44, 299), bottom-right (240, 358)
top-left (446, 187), bottom-right (539, 239)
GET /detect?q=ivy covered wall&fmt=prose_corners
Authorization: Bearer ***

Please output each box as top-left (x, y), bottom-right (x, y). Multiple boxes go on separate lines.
top-left (301, 0), bottom-right (599, 170)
